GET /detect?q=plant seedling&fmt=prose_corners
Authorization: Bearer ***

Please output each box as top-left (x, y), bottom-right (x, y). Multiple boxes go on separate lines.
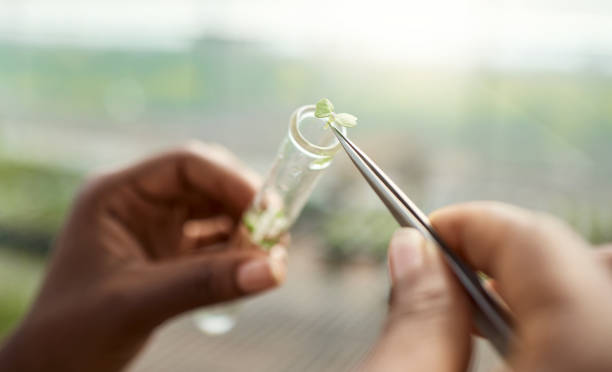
top-left (314, 98), bottom-right (358, 129)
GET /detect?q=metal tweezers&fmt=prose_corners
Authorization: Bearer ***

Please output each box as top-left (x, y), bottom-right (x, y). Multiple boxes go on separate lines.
top-left (330, 125), bottom-right (516, 356)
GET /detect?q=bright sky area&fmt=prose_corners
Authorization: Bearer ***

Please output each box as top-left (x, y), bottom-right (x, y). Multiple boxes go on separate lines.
top-left (1, 0), bottom-right (612, 68)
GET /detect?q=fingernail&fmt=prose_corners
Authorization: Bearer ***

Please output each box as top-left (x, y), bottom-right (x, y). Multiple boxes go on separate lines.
top-left (389, 229), bottom-right (423, 282)
top-left (237, 246), bottom-right (287, 293)
top-left (269, 245), bottom-right (288, 283)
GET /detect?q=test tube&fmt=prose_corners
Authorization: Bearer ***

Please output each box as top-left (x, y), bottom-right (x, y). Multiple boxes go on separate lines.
top-left (243, 104), bottom-right (347, 247)
top-left (193, 104), bottom-right (346, 335)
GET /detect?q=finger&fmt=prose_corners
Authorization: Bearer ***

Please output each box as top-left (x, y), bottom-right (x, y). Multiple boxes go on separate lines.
top-left (180, 215), bottom-right (235, 252)
top-left (363, 228), bottom-right (472, 372)
top-left (134, 245), bottom-right (287, 325)
top-left (90, 142), bottom-right (260, 218)
top-left (471, 278), bottom-right (510, 338)
top-left (430, 202), bottom-right (606, 324)
top-left (595, 245), bottom-right (612, 272)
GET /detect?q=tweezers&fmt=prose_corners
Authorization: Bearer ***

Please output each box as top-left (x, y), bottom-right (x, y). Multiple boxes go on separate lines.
top-left (329, 125), bottom-right (516, 356)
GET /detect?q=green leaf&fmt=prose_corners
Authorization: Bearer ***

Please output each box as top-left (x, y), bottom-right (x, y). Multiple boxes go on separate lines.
top-left (334, 113), bottom-right (358, 127)
top-left (315, 98), bottom-right (334, 118)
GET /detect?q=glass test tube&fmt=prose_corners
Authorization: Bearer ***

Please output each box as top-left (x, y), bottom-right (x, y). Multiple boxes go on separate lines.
top-left (192, 104), bottom-right (346, 335)
top-left (243, 104), bottom-right (347, 247)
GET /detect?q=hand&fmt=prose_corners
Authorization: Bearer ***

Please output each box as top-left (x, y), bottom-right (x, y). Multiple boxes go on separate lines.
top-left (0, 143), bottom-right (288, 372)
top-left (362, 202), bottom-right (612, 372)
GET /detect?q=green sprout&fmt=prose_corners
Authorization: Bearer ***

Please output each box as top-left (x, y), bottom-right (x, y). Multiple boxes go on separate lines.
top-left (314, 98), bottom-right (358, 129)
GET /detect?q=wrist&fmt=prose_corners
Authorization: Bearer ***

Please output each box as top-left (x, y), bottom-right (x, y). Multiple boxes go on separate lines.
top-left (0, 325), bottom-right (37, 372)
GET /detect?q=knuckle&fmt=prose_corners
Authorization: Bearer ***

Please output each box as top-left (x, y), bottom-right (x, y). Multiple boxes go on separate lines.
top-left (181, 141), bottom-right (232, 160)
top-left (172, 145), bottom-right (203, 164)
top-left (79, 173), bottom-right (104, 196)
top-left (74, 171), bottom-right (114, 208)
top-left (168, 141), bottom-right (215, 165)
top-left (175, 142), bottom-right (240, 172)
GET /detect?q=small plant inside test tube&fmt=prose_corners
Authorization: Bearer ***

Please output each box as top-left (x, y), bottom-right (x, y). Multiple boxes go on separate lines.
top-left (243, 98), bottom-right (358, 250)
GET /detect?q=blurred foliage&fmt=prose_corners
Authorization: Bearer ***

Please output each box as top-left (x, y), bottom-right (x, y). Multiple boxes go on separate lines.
top-left (321, 209), bottom-right (398, 264)
top-left (0, 158), bottom-right (82, 253)
top-left (590, 214), bottom-right (612, 245)
top-left (0, 40), bottom-right (330, 119)
top-left (558, 203), bottom-right (612, 245)
top-left (1, 38), bottom-right (612, 264)
top-left (1, 40), bottom-right (612, 159)
top-left (0, 247), bottom-right (43, 338)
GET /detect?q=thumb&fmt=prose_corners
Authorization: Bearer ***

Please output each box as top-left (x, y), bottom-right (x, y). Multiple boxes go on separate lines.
top-left (133, 246), bottom-right (287, 325)
top-left (363, 228), bottom-right (472, 372)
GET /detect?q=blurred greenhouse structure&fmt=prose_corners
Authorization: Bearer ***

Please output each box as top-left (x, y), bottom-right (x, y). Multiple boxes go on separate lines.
top-left (1, 1), bottom-right (612, 370)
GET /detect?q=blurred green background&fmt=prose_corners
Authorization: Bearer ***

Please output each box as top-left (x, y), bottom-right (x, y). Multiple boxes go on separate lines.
top-left (1, 0), bottom-right (612, 345)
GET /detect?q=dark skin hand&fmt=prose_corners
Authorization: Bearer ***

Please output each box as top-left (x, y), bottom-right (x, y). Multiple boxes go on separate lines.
top-left (0, 143), bottom-right (287, 372)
